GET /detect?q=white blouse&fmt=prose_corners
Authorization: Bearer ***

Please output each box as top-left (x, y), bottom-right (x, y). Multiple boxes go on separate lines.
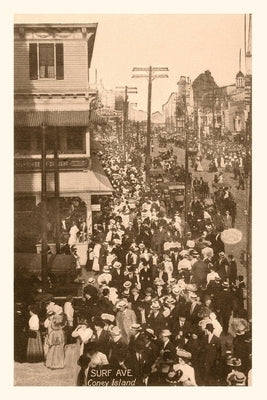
top-left (29, 314), bottom-right (39, 331)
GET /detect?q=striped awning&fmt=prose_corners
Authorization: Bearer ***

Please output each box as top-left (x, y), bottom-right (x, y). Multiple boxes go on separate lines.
top-left (14, 110), bottom-right (106, 127)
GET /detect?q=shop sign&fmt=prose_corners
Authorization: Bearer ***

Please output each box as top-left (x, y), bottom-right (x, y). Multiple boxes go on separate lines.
top-left (15, 157), bottom-right (90, 172)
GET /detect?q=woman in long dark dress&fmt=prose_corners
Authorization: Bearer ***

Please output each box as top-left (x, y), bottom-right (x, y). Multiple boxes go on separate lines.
top-left (26, 304), bottom-right (44, 363)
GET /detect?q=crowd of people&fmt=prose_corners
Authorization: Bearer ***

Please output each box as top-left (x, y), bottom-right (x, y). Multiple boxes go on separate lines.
top-left (14, 135), bottom-right (251, 386)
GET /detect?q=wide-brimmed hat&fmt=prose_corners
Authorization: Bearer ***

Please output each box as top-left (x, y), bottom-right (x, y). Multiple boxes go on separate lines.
top-left (176, 348), bottom-right (192, 359)
top-left (161, 329), bottom-right (172, 337)
top-left (100, 313), bottom-right (115, 323)
top-left (187, 240), bottom-right (195, 248)
top-left (131, 323), bottom-right (142, 331)
top-left (233, 371), bottom-right (246, 385)
top-left (165, 296), bottom-right (176, 305)
top-left (116, 300), bottom-right (128, 309)
top-left (103, 265), bottom-right (110, 273)
top-left (151, 301), bottom-right (161, 310)
top-left (154, 278), bottom-right (165, 286)
top-left (188, 292), bottom-right (198, 299)
top-left (109, 326), bottom-right (121, 337)
top-left (227, 357), bottom-right (242, 367)
top-left (143, 328), bottom-right (157, 340)
top-left (222, 281), bottom-right (230, 288)
top-left (186, 283), bottom-right (198, 292)
top-left (123, 281), bottom-right (132, 289)
top-left (113, 261), bottom-right (122, 269)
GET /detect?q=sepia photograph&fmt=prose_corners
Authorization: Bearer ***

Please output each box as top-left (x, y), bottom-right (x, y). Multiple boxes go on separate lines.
top-left (12, 12), bottom-right (252, 387)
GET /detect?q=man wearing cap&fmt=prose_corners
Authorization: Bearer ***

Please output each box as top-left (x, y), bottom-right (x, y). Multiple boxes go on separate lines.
top-left (115, 300), bottom-right (137, 344)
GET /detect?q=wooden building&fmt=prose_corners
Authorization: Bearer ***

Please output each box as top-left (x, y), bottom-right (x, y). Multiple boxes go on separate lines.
top-left (14, 23), bottom-right (113, 256)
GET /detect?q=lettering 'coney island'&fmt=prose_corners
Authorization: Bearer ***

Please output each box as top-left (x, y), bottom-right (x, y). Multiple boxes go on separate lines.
top-left (111, 378), bottom-right (137, 386)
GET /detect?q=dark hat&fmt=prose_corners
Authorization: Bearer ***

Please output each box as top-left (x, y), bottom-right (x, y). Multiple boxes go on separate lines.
top-left (84, 285), bottom-right (96, 297)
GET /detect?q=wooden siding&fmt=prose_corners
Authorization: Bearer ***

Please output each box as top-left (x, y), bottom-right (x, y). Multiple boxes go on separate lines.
top-left (14, 40), bottom-right (88, 93)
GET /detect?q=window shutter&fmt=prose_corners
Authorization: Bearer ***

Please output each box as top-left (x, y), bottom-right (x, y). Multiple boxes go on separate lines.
top-left (56, 43), bottom-right (64, 80)
top-left (29, 43), bottom-right (38, 80)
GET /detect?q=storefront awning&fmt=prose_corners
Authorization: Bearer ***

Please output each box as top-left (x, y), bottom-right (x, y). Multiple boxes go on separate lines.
top-left (14, 110), bottom-right (106, 127)
top-left (14, 155), bottom-right (113, 195)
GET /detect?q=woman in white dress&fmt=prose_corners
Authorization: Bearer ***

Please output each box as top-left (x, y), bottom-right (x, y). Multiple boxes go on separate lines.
top-left (92, 242), bottom-right (101, 273)
top-left (68, 220), bottom-right (79, 246)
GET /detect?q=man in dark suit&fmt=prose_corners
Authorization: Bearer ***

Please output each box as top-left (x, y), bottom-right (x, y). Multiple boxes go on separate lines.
top-left (139, 261), bottom-right (153, 293)
top-left (97, 288), bottom-right (115, 315)
top-left (172, 315), bottom-right (191, 340)
top-left (159, 329), bottom-right (176, 358)
top-left (228, 254), bottom-right (237, 285)
top-left (171, 249), bottom-right (180, 279)
top-left (110, 261), bottom-right (124, 291)
top-left (108, 326), bottom-right (128, 369)
top-left (214, 281), bottom-right (234, 333)
top-left (215, 252), bottom-right (229, 281)
top-left (200, 323), bottom-right (221, 385)
top-left (125, 338), bottom-right (150, 385)
top-left (128, 323), bottom-right (143, 355)
top-left (92, 317), bottom-right (110, 357)
top-left (185, 292), bottom-right (202, 330)
top-left (191, 259), bottom-right (209, 287)
top-left (147, 301), bottom-right (167, 337)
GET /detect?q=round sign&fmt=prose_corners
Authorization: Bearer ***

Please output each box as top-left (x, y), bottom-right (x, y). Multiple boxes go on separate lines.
top-left (221, 228), bottom-right (243, 245)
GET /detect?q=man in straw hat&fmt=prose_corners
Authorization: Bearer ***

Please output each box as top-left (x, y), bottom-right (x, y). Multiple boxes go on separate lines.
top-left (115, 299), bottom-right (137, 344)
top-left (226, 357), bottom-right (246, 386)
top-left (108, 326), bottom-right (128, 369)
top-left (147, 300), bottom-right (167, 337)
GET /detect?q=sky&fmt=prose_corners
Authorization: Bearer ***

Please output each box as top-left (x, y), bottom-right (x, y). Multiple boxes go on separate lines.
top-left (14, 14), bottom-right (245, 113)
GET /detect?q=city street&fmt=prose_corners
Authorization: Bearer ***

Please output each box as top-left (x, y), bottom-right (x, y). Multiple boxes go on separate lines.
top-left (12, 15), bottom-right (252, 388)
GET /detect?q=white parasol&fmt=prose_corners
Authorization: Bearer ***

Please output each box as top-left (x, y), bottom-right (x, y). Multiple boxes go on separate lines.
top-left (221, 228), bottom-right (243, 245)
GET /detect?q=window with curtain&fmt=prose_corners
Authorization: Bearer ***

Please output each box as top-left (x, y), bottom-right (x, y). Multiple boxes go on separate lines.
top-left (29, 43), bottom-right (64, 80)
top-left (39, 44), bottom-right (55, 78)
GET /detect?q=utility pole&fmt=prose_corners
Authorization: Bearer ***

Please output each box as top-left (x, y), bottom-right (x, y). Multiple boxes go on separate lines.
top-left (132, 66), bottom-right (168, 186)
top-left (41, 122), bottom-right (48, 290)
top-left (184, 126), bottom-right (189, 222)
top-left (116, 86), bottom-right (137, 157)
top-left (54, 128), bottom-right (61, 254)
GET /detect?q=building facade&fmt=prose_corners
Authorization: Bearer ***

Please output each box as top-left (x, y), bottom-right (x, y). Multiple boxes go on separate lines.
top-left (14, 23), bottom-right (113, 254)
